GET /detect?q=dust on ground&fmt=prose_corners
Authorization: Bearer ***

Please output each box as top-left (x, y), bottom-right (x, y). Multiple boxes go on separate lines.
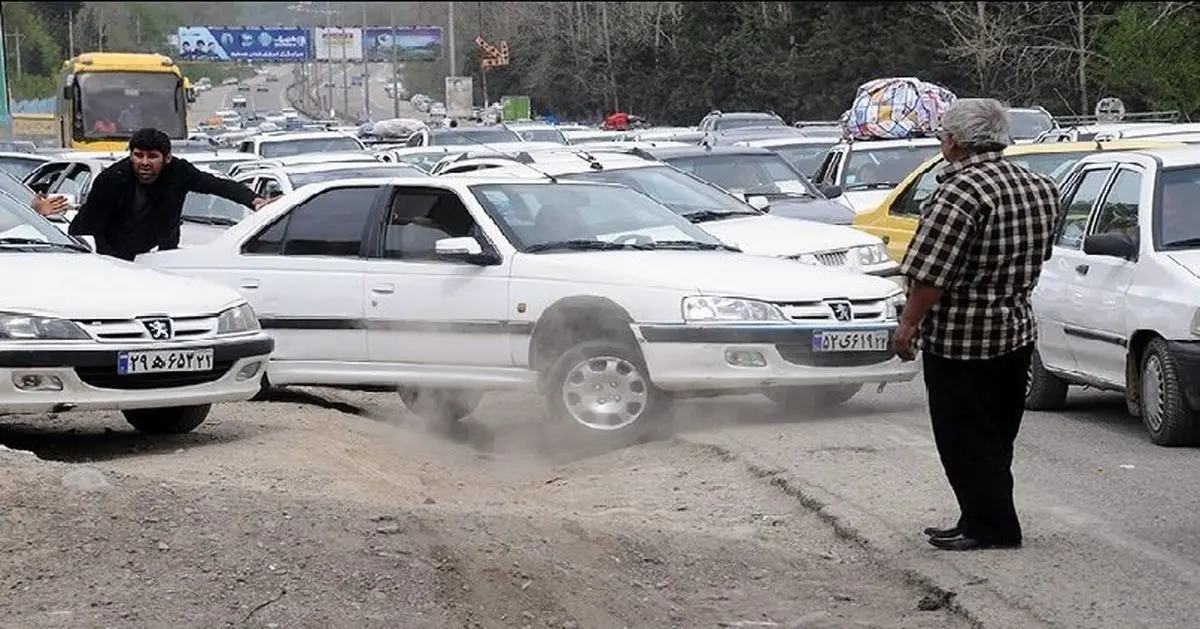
top-left (0, 388), bottom-right (971, 629)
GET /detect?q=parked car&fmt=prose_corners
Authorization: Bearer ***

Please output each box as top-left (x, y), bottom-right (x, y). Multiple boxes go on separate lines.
top-left (136, 176), bottom-right (916, 445)
top-left (0, 193), bottom-right (273, 434)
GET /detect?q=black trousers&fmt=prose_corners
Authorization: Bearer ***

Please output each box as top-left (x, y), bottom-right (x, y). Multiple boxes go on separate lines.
top-left (922, 344), bottom-right (1033, 544)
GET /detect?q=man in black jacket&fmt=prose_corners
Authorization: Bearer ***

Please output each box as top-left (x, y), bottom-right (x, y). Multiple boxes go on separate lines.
top-left (69, 128), bottom-right (269, 261)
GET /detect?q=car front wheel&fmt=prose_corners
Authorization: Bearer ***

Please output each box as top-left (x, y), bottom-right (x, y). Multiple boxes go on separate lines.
top-left (122, 405), bottom-right (211, 435)
top-left (545, 340), bottom-right (668, 446)
top-left (1139, 338), bottom-right (1200, 446)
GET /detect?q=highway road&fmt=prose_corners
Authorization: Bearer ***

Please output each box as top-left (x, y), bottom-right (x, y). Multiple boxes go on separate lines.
top-left (187, 65), bottom-right (296, 126)
top-left (301, 62), bottom-right (426, 123)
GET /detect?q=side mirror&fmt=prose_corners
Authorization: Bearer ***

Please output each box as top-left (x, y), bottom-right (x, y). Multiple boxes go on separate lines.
top-left (1083, 232), bottom-right (1137, 260)
top-left (818, 183), bottom-right (843, 199)
top-left (746, 195), bottom-right (771, 211)
top-left (434, 236), bottom-right (484, 258)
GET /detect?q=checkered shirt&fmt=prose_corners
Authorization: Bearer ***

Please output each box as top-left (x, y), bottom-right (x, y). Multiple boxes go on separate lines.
top-left (899, 150), bottom-right (1060, 360)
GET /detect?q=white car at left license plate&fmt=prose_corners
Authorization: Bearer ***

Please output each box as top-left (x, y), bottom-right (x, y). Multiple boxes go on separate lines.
top-left (0, 198), bottom-right (275, 435)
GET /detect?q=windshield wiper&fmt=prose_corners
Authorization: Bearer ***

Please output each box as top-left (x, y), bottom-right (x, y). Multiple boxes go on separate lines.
top-left (844, 182), bottom-right (900, 191)
top-left (682, 209), bottom-right (755, 223)
top-left (181, 215), bottom-right (240, 226)
top-left (0, 237), bottom-right (89, 252)
top-left (641, 240), bottom-right (742, 252)
top-left (524, 239), bottom-right (650, 253)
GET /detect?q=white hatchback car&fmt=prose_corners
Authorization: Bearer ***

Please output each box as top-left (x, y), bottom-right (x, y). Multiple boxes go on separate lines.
top-left (0, 196), bottom-right (274, 434)
top-left (137, 176), bottom-right (917, 444)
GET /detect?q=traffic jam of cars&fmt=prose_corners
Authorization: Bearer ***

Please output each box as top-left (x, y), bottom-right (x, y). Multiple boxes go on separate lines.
top-left (5, 79), bottom-right (1200, 449)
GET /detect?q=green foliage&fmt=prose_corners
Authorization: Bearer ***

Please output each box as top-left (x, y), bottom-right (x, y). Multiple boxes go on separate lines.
top-left (1098, 3), bottom-right (1200, 116)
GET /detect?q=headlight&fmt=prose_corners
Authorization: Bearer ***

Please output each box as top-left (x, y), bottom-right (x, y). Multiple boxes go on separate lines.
top-left (682, 296), bottom-right (788, 323)
top-left (0, 313), bottom-right (89, 340)
top-left (217, 303), bottom-right (261, 334)
top-left (854, 243), bottom-right (890, 266)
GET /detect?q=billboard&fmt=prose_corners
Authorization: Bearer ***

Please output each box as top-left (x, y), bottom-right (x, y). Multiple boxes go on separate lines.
top-left (314, 27), bottom-right (364, 62)
top-left (175, 27), bottom-right (309, 61)
top-left (445, 76), bottom-right (473, 119)
top-left (364, 26), bottom-right (444, 62)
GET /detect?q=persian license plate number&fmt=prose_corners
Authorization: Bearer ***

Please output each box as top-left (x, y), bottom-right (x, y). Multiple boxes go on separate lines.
top-left (118, 348), bottom-right (214, 374)
top-left (811, 330), bottom-right (890, 353)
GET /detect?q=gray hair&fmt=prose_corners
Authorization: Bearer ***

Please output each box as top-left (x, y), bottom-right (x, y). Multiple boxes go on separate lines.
top-left (939, 98), bottom-right (1011, 150)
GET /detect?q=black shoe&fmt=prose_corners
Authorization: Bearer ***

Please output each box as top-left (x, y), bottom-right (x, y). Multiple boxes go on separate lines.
top-left (928, 534), bottom-right (1022, 551)
top-left (923, 525), bottom-right (961, 538)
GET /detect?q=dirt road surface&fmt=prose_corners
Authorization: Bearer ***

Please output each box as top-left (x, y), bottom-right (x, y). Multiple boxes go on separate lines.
top-left (0, 389), bottom-right (969, 629)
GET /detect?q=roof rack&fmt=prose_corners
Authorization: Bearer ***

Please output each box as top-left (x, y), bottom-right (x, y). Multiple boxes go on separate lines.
top-left (844, 130), bottom-right (940, 144)
top-left (793, 120), bottom-right (840, 128)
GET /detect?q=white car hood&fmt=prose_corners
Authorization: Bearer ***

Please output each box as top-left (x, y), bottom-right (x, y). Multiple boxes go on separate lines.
top-left (838, 189), bottom-right (892, 215)
top-left (515, 250), bottom-right (899, 302)
top-left (1, 252), bottom-right (242, 319)
top-left (48, 213), bottom-right (233, 249)
top-left (699, 214), bottom-right (878, 256)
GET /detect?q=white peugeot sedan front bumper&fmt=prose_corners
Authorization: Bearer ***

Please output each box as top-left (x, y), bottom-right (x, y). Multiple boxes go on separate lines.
top-left (634, 322), bottom-right (918, 393)
top-left (0, 332), bottom-right (274, 414)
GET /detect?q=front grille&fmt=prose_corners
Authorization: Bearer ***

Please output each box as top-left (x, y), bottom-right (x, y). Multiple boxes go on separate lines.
top-left (775, 298), bottom-right (890, 323)
top-left (814, 250), bottom-right (848, 266)
top-left (74, 315), bottom-right (218, 343)
top-left (75, 361), bottom-right (234, 390)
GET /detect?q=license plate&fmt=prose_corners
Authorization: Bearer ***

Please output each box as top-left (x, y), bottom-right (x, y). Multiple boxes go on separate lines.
top-left (118, 348), bottom-right (214, 374)
top-left (811, 330), bottom-right (891, 352)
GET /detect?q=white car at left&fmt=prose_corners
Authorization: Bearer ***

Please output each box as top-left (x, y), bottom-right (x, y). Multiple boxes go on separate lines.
top-left (0, 194), bottom-right (274, 435)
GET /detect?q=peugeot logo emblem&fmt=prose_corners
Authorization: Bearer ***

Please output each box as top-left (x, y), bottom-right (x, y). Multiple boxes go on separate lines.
top-left (142, 318), bottom-right (174, 341)
top-left (828, 301), bottom-right (853, 322)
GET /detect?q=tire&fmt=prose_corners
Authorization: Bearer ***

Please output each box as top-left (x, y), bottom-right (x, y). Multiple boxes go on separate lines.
top-left (122, 405), bottom-right (211, 435)
top-left (398, 387), bottom-right (483, 423)
top-left (544, 340), bottom-right (668, 446)
top-left (1025, 348), bottom-right (1069, 410)
top-left (763, 384), bottom-right (862, 410)
top-left (1138, 338), bottom-right (1200, 446)
top-left (249, 374), bottom-right (273, 402)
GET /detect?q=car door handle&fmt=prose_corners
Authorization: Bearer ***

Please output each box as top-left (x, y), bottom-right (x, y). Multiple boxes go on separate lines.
top-left (1074, 264), bottom-right (1089, 275)
top-left (370, 284), bottom-right (395, 294)
top-left (239, 278), bottom-right (260, 289)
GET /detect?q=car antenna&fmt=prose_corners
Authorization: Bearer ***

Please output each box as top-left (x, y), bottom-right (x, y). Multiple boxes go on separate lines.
top-left (436, 119), bottom-right (558, 182)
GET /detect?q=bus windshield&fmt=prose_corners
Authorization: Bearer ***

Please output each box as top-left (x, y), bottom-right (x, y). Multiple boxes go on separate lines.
top-left (76, 72), bottom-right (185, 140)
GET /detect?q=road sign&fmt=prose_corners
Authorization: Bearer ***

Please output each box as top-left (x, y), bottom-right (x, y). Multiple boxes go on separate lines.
top-left (363, 26), bottom-right (443, 62)
top-left (176, 27), bottom-right (310, 61)
top-left (313, 27), bottom-right (364, 62)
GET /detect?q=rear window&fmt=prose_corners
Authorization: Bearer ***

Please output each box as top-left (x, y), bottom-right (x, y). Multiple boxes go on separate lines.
top-left (260, 137), bottom-right (364, 158)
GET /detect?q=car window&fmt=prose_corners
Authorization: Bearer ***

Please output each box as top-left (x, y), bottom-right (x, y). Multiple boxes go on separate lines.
top-left (664, 153), bottom-right (818, 197)
top-left (242, 186), bottom-right (379, 256)
top-left (0, 169), bottom-right (34, 204)
top-left (891, 160), bottom-right (943, 217)
top-left (56, 166), bottom-right (93, 198)
top-left (24, 163), bottom-right (70, 192)
top-left (1090, 169), bottom-right (1141, 240)
top-left (381, 189), bottom-right (479, 261)
top-left (1156, 166), bottom-right (1200, 249)
top-left (767, 143), bottom-right (837, 178)
top-left (258, 137), bottom-right (365, 158)
top-left (1057, 167), bottom-right (1112, 249)
top-left (0, 156), bottom-right (47, 180)
top-left (560, 165), bottom-right (759, 218)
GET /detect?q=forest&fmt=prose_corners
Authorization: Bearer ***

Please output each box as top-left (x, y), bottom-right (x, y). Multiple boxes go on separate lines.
top-left (4, 1), bottom-right (1199, 124)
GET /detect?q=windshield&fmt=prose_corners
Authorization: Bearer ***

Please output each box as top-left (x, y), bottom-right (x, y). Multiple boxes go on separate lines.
top-left (1156, 167), bottom-right (1200, 250)
top-left (431, 128), bottom-right (523, 146)
top-left (514, 128), bottom-right (569, 145)
top-left (1008, 151), bottom-right (1091, 183)
top-left (0, 192), bottom-right (80, 248)
top-left (842, 145), bottom-right (941, 190)
top-left (664, 153), bottom-right (819, 197)
top-left (714, 116), bottom-right (786, 131)
top-left (1007, 110), bottom-right (1056, 140)
top-left (0, 169), bottom-right (34, 204)
top-left (559, 164), bottom-right (760, 219)
top-left (260, 137), bottom-right (364, 158)
top-left (182, 192), bottom-right (251, 223)
top-left (289, 165), bottom-right (424, 187)
top-left (765, 142), bottom-right (837, 177)
top-left (471, 183), bottom-right (726, 252)
top-left (392, 151), bottom-right (450, 173)
top-left (0, 156), bottom-right (47, 180)
top-left (188, 159), bottom-right (256, 175)
top-left (77, 72), bottom-right (186, 140)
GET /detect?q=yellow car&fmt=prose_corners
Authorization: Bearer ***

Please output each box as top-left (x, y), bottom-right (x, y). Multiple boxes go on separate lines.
top-left (854, 139), bottom-right (1185, 261)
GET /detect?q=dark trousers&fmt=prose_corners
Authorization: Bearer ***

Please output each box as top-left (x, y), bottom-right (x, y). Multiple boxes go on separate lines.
top-left (922, 344), bottom-right (1033, 544)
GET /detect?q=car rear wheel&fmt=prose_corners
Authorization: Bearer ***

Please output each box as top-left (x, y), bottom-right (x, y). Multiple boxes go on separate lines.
top-left (1025, 348), bottom-right (1069, 410)
top-left (122, 405), bottom-right (211, 435)
top-left (398, 387), bottom-right (483, 424)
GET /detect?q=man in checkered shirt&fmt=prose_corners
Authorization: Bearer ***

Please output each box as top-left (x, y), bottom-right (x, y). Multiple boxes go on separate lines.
top-left (895, 98), bottom-right (1060, 552)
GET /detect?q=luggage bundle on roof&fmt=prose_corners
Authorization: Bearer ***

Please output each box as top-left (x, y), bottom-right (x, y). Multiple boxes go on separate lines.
top-left (841, 77), bottom-right (957, 141)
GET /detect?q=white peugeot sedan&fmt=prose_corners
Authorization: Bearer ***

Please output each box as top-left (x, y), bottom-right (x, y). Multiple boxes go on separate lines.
top-left (136, 175), bottom-right (917, 445)
top-left (0, 195), bottom-right (274, 434)
top-left (436, 150), bottom-right (899, 278)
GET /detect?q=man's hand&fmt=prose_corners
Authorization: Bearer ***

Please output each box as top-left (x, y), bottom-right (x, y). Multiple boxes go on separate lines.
top-left (31, 194), bottom-right (69, 217)
top-left (895, 321), bottom-right (919, 362)
top-left (252, 196), bottom-right (272, 210)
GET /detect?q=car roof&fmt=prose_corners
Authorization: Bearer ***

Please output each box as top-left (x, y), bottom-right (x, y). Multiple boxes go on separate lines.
top-left (277, 161), bottom-right (424, 175)
top-left (442, 150), bottom-right (659, 177)
top-left (640, 145), bottom-right (778, 159)
top-left (1003, 138), bottom-right (1184, 155)
top-left (739, 136), bottom-right (840, 148)
top-left (840, 137), bottom-right (942, 149)
top-left (1076, 145), bottom-right (1200, 168)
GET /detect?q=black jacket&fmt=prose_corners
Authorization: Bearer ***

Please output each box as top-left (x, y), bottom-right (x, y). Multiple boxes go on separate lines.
top-left (69, 156), bottom-right (257, 261)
